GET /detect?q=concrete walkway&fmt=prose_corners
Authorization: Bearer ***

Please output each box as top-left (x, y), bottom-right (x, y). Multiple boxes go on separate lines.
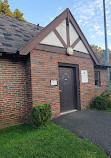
top-left (52, 109), bottom-right (111, 156)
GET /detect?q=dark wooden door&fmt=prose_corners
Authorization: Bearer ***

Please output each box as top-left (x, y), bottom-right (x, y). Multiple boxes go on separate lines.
top-left (59, 66), bottom-right (76, 112)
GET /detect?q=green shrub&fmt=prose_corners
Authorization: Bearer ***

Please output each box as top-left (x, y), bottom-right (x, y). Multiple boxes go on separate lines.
top-left (90, 95), bottom-right (109, 110)
top-left (101, 90), bottom-right (111, 108)
top-left (31, 104), bottom-right (52, 127)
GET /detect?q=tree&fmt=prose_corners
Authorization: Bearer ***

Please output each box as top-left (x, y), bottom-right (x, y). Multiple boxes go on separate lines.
top-left (4, 0), bottom-right (8, 4)
top-left (14, 9), bottom-right (26, 21)
top-left (91, 45), bottom-right (104, 57)
top-left (91, 44), bottom-right (111, 64)
top-left (0, 0), bottom-right (26, 21)
top-left (91, 44), bottom-right (111, 81)
top-left (0, 0), bottom-right (14, 17)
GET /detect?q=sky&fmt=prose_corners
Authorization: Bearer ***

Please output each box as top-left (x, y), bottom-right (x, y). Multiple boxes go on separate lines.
top-left (8, 0), bottom-right (111, 50)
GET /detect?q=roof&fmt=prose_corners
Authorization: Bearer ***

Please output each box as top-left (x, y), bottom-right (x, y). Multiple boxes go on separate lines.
top-left (0, 9), bottom-right (110, 68)
top-left (18, 8), bottom-right (99, 65)
top-left (0, 13), bottom-right (43, 54)
top-left (94, 52), bottom-right (111, 67)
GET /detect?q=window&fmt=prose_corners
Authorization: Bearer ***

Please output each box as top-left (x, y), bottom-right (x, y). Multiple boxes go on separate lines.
top-left (94, 71), bottom-right (101, 87)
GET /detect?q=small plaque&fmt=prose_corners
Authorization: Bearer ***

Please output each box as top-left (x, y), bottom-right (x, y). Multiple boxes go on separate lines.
top-left (81, 70), bottom-right (88, 83)
top-left (50, 80), bottom-right (57, 86)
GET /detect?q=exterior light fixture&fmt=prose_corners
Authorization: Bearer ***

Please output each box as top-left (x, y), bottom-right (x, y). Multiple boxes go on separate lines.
top-left (67, 47), bottom-right (73, 55)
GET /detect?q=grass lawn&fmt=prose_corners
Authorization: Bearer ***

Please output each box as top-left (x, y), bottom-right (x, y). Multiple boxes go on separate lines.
top-left (89, 107), bottom-right (111, 114)
top-left (0, 122), bottom-right (108, 158)
top-left (104, 108), bottom-right (111, 113)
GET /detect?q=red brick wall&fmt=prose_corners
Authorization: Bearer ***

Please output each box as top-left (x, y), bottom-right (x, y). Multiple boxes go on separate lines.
top-left (0, 56), bottom-right (31, 129)
top-left (30, 49), bottom-right (96, 116)
top-left (94, 68), bottom-right (108, 96)
top-left (0, 51), bottom-right (109, 129)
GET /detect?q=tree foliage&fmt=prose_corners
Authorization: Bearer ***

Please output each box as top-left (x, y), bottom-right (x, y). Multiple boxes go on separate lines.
top-left (91, 44), bottom-right (111, 64)
top-left (91, 44), bottom-right (111, 81)
top-left (14, 9), bottom-right (25, 21)
top-left (0, 0), bottom-right (26, 21)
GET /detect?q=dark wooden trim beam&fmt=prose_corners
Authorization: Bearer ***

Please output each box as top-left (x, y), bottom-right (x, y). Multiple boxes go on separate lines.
top-left (74, 51), bottom-right (90, 59)
top-left (35, 44), bottom-right (91, 59)
top-left (66, 24), bottom-right (70, 47)
top-left (71, 37), bottom-right (80, 49)
top-left (66, 9), bottom-right (70, 47)
top-left (36, 44), bottom-right (66, 54)
top-left (66, 8), bottom-right (70, 26)
top-left (53, 29), bottom-right (67, 48)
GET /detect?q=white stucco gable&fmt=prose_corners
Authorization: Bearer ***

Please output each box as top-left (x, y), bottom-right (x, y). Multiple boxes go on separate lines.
top-left (74, 40), bottom-right (89, 54)
top-left (40, 31), bottom-right (64, 47)
top-left (69, 22), bottom-right (89, 54)
top-left (69, 22), bottom-right (79, 46)
top-left (56, 20), bottom-right (67, 44)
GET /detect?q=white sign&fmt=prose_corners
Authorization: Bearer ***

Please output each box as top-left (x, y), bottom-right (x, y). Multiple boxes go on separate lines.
top-left (81, 70), bottom-right (88, 83)
top-left (50, 80), bottom-right (58, 86)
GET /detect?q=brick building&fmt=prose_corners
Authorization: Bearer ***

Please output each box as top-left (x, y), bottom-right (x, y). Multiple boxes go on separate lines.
top-left (0, 9), bottom-right (111, 129)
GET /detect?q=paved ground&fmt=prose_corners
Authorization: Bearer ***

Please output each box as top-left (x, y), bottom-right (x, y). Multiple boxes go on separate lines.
top-left (52, 109), bottom-right (111, 156)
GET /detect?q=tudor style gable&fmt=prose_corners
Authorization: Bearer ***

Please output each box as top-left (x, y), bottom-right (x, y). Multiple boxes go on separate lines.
top-left (40, 19), bottom-right (89, 54)
top-left (19, 8), bottom-right (99, 65)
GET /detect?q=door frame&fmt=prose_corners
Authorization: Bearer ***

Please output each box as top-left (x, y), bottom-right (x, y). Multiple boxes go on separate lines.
top-left (58, 62), bottom-right (81, 110)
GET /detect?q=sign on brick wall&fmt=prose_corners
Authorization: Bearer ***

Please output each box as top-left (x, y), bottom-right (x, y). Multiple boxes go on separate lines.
top-left (50, 80), bottom-right (58, 86)
top-left (81, 70), bottom-right (88, 83)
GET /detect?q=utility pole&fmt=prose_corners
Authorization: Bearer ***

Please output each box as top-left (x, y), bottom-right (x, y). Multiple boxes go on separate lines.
top-left (103, 0), bottom-right (110, 85)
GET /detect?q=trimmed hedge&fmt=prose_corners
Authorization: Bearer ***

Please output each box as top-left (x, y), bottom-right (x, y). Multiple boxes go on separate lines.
top-left (31, 104), bottom-right (52, 127)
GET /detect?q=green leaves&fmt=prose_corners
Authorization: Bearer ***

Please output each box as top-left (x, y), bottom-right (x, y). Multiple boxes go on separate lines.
top-left (90, 90), bottom-right (111, 110)
top-left (14, 9), bottom-right (26, 21)
top-left (31, 104), bottom-right (52, 127)
top-left (0, 0), bottom-right (26, 21)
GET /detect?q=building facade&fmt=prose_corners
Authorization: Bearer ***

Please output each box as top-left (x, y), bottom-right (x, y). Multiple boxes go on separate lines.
top-left (0, 9), bottom-right (110, 129)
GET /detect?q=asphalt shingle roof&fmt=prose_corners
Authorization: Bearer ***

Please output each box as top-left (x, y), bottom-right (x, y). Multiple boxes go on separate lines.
top-left (0, 13), bottom-right (43, 53)
top-left (0, 13), bottom-right (110, 67)
top-left (94, 52), bottom-right (111, 67)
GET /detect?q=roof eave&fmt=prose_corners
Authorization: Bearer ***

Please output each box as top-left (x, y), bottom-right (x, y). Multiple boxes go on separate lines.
top-left (94, 64), bottom-right (111, 68)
